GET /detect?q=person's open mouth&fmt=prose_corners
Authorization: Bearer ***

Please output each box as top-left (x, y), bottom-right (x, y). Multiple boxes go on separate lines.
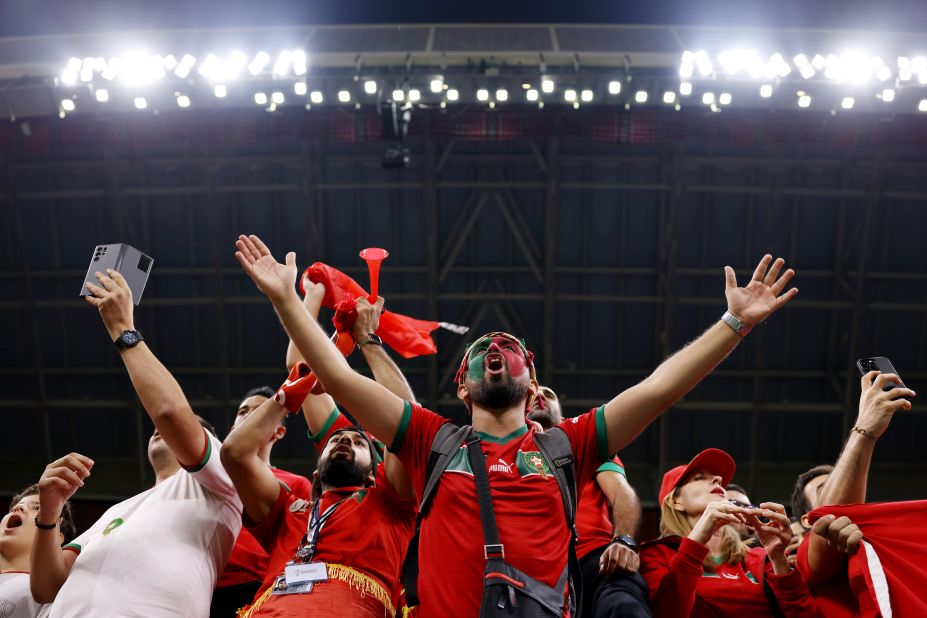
top-left (485, 353), bottom-right (506, 376)
top-left (5, 514), bottom-right (23, 530)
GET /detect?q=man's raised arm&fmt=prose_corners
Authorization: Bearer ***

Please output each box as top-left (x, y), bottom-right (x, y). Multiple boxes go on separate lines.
top-left (601, 255), bottom-right (798, 455)
top-left (84, 269), bottom-right (206, 467)
top-left (221, 398), bottom-right (290, 523)
top-left (235, 234), bottom-right (406, 447)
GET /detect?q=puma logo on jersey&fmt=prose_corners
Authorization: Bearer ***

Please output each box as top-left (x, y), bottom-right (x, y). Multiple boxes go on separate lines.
top-left (488, 459), bottom-right (513, 474)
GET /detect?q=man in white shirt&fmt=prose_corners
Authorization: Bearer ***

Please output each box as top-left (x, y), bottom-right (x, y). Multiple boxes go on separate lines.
top-left (30, 268), bottom-right (243, 618)
top-left (1, 485), bottom-right (75, 618)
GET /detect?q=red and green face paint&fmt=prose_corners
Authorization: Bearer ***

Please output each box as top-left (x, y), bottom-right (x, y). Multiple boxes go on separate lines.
top-left (464, 335), bottom-right (530, 381)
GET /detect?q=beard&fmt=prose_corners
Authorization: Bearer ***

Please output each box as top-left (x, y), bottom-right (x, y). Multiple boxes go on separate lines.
top-left (318, 456), bottom-right (369, 488)
top-left (468, 374), bottom-right (529, 411)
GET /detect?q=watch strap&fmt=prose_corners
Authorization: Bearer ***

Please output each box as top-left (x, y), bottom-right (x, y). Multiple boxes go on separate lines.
top-left (357, 333), bottom-right (382, 348)
top-left (34, 515), bottom-right (58, 530)
top-left (721, 311), bottom-right (752, 337)
top-left (114, 329), bottom-right (144, 350)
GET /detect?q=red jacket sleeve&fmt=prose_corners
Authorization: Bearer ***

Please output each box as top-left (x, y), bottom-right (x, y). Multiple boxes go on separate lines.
top-left (765, 563), bottom-right (824, 618)
top-left (639, 537), bottom-right (709, 618)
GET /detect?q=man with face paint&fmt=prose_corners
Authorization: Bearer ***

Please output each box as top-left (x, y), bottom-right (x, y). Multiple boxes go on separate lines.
top-left (235, 233), bottom-right (798, 617)
top-left (531, 387), bottom-right (651, 618)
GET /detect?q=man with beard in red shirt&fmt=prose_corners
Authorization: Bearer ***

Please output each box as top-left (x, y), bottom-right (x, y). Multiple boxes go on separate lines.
top-left (235, 234), bottom-right (797, 617)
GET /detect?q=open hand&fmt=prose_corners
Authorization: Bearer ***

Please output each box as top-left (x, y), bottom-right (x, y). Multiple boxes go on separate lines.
top-left (724, 255), bottom-right (798, 328)
top-left (235, 235), bottom-right (298, 303)
top-left (83, 269), bottom-right (135, 340)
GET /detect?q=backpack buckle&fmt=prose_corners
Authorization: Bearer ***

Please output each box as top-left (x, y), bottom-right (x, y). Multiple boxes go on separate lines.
top-left (484, 543), bottom-right (505, 559)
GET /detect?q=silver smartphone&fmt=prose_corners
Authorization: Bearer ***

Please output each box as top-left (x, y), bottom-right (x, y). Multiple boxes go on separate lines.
top-left (79, 243), bottom-right (154, 305)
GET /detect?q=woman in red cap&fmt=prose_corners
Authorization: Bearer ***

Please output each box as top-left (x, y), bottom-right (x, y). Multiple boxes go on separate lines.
top-left (639, 448), bottom-right (820, 617)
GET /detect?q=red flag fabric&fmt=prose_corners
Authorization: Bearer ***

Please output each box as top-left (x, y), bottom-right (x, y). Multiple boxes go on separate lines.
top-left (798, 500), bottom-right (927, 618)
top-left (302, 262), bottom-right (440, 359)
top-left (275, 362), bottom-right (317, 413)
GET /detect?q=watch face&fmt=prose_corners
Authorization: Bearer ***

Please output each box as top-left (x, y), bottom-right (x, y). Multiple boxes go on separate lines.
top-left (123, 332), bottom-right (139, 345)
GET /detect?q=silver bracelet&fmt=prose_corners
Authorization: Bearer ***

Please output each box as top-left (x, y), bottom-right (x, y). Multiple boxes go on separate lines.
top-left (721, 311), bottom-right (752, 337)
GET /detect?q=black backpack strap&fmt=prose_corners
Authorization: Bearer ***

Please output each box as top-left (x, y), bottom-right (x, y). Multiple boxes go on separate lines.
top-left (401, 423), bottom-right (470, 609)
top-left (534, 428), bottom-right (582, 617)
top-left (464, 432), bottom-right (506, 560)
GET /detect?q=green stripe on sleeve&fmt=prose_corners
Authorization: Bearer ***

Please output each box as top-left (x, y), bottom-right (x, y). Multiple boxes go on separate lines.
top-left (63, 542), bottom-right (81, 553)
top-left (307, 408), bottom-right (341, 444)
top-left (595, 461), bottom-right (627, 478)
top-left (388, 401), bottom-right (413, 454)
top-left (595, 405), bottom-right (609, 461)
top-left (185, 430), bottom-right (212, 473)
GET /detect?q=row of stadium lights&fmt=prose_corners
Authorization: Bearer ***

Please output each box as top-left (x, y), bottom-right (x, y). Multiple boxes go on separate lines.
top-left (55, 50), bottom-right (927, 116)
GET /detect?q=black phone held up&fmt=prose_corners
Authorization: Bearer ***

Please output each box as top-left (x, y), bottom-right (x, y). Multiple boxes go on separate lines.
top-left (856, 356), bottom-right (906, 392)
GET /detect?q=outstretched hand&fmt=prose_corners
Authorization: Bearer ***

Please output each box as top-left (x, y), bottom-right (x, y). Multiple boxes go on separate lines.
top-left (724, 255), bottom-right (798, 328)
top-left (235, 234), bottom-right (298, 303)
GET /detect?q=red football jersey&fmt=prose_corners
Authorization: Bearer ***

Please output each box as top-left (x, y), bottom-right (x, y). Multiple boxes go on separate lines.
top-left (575, 455), bottom-right (626, 559)
top-left (218, 468), bottom-right (312, 588)
top-left (392, 401), bottom-right (609, 618)
top-left (640, 536), bottom-right (819, 618)
top-left (244, 463), bottom-right (416, 615)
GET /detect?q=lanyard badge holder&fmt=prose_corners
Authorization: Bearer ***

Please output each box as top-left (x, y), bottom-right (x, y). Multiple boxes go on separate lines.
top-left (272, 498), bottom-right (344, 595)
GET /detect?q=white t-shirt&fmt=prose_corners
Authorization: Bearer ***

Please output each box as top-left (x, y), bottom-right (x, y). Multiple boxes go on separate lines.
top-left (0, 572), bottom-right (49, 618)
top-left (48, 431), bottom-right (242, 618)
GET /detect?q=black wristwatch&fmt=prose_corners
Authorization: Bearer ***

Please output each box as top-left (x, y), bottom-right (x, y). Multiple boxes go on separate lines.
top-left (611, 534), bottom-right (639, 552)
top-left (356, 333), bottom-right (383, 348)
top-left (114, 329), bottom-right (144, 350)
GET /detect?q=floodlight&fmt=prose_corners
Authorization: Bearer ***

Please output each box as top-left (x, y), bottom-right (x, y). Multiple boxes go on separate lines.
top-left (177, 95), bottom-right (191, 108)
top-left (580, 89), bottom-right (593, 102)
top-left (679, 82), bottom-right (692, 96)
top-left (408, 89), bottom-right (421, 102)
top-left (273, 51), bottom-right (293, 76)
top-left (294, 82), bottom-right (307, 95)
top-left (841, 97), bottom-right (854, 109)
top-left (338, 90), bottom-right (351, 103)
top-left (800, 65), bottom-right (815, 79)
top-left (446, 89), bottom-right (459, 101)
top-left (254, 92), bottom-right (268, 105)
top-left (694, 50), bottom-right (713, 76)
top-left (66, 57), bottom-right (81, 72)
top-left (541, 79), bottom-right (554, 93)
top-left (61, 70), bottom-right (77, 85)
top-left (476, 88), bottom-right (489, 101)
top-left (793, 54), bottom-right (809, 67)
top-left (292, 50), bottom-right (307, 76)
top-left (919, 99), bottom-right (927, 112)
top-left (608, 81), bottom-right (621, 95)
top-left (60, 99), bottom-right (75, 112)
top-left (364, 80), bottom-right (377, 94)
top-left (798, 94), bottom-right (811, 108)
top-left (162, 54), bottom-right (178, 70)
top-left (876, 66), bottom-right (892, 81)
top-left (310, 91), bottom-right (323, 104)
top-left (526, 89), bottom-right (539, 101)
top-left (197, 54), bottom-right (220, 79)
top-left (430, 78), bottom-right (443, 93)
top-left (392, 89), bottom-right (405, 101)
top-left (271, 91), bottom-right (285, 104)
top-left (564, 89), bottom-right (577, 102)
top-left (881, 88), bottom-right (895, 102)
top-left (702, 92), bottom-right (715, 105)
top-left (248, 52), bottom-right (270, 76)
top-left (496, 88), bottom-right (508, 102)
top-left (134, 97), bottom-right (148, 110)
top-left (634, 90), bottom-right (647, 103)
top-left (174, 54), bottom-right (196, 79)
top-left (719, 92), bottom-right (732, 105)
top-left (214, 84), bottom-right (227, 98)
top-left (95, 89), bottom-right (109, 103)
top-left (811, 55), bottom-right (826, 69)
top-left (663, 91), bottom-right (676, 104)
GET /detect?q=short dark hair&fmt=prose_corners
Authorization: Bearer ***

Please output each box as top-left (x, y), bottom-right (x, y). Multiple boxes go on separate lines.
top-left (240, 386), bottom-right (286, 426)
top-left (791, 464), bottom-right (834, 518)
top-left (10, 484), bottom-right (76, 544)
top-left (244, 386), bottom-right (275, 400)
top-left (725, 483), bottom-right (750, 498)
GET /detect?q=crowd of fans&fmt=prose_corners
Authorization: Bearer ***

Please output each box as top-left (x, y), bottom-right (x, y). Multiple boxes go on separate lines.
top-left (0, 235), bottom-right (920, 617)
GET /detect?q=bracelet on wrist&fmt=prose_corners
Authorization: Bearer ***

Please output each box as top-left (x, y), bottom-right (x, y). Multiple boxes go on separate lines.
top-left (34, 514), bottom-right (59, 530)
top-left (850, 426), bottom-right (877, 441)
top-left (721, 311), bottom-right (752, 337)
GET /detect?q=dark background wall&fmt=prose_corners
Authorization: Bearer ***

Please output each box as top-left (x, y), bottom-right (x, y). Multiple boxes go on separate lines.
top-left (3, 104), bottom-right (927, 538)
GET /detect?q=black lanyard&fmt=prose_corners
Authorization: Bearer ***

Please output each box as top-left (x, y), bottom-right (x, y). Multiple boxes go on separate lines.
top-left (294, 496), bottom-right (347, 564)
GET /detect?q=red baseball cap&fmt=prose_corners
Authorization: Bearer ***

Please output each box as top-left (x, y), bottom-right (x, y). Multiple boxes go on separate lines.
top-left (658, 448), bottom-right (736, 505)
